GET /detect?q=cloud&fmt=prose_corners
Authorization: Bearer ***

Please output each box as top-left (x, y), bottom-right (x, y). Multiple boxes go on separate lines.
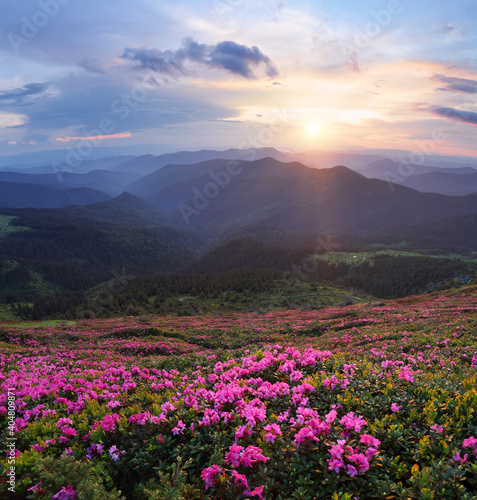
top-left (427, 106), bottom-right (477, 126)
top-left (433, 74), bottom-right (477, 94)
top-left (0, 112), bottom-right (27, 129)
top-left (55, 132), bottom-right (132, 142)
top-left (439, 23), bottom-right (469, 39)
top-left (0, 83), bottom-right (50, 104)
top-left (122, 47), bottom-right (185, 75)
top-left (121, 37), bottom-right (278, 79)
top-left (78, 59), bottom-right (105, 74)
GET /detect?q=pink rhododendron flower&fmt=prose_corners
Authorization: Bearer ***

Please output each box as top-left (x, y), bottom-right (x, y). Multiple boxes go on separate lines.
top-left (347, 464), bottom-right (358, 477)
top-left (106, 400), bottom-right (121, 409)
top-left (52, 485), bottom-right (78, 499)
top-left (100, 414), bottom-right (119, 431)
top-left (226, 444), bottom-right (269, 467)
top-left (27, 482), bottom-right (42, 492)
top-left (294, 427), bottom-right (319, 447)
top-left (391, 403), bottom-right (402, 413)
top-left (240, 446), bottom-right (270, 467)
top-left (86, 443), bottom-right (104, 460)
top-left (340, 412), bottom-right (367, 432)
top-left (453, 452), bottom-right (468, 463)
top-left (463, 436), bottom-right (477, 454)
top-left (235, 424), bottom-right (253, 440)
top-left (239, 399), bottom-right (266, 427)
top-left (172, 420), bottom-right (186, 435)
top-left (231, 470), bottom-right (249, 488)
top-left (161, 401), bottom-right (176, 414)
top-left (128, 412), bottom-right (151, 425)
top-left (108, 445), bottom-right (124, 461)
top-left (201, 465), bottom-right (223, 490)
top-left (57, 417), bottom-right (73, 429)
top-left (359, 434), bottom-right (380, 451)
top-left (328, 457), bottom-right (345, 473)
top-left (325, 409), bottom-right (338, 423)
top-left (264, 423), bottom-right (282, 443)
top-left (277, 410), bottom-right (290, 422)
top-left (348, 452), bottom-right (370, 473)
top-left (244, 484), bottom-right (265, 498)
top-left (398, 368), bottom-right (414, 383)
top-left (225, 443), bottom-right (244, 467)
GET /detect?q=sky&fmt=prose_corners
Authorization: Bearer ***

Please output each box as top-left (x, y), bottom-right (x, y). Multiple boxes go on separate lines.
top-left (0, 0), bottom-right (476, 158)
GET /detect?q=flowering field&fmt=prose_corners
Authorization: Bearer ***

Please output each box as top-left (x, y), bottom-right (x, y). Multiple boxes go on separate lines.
top-left (1, 287), bottom-right (477, 499)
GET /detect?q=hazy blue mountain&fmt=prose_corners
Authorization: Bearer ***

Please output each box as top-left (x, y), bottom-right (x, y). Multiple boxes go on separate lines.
top-left (292, 151), bottom-right (386, 170)
top-left (0, 144), bottom-right (168, 168)
top-left (138, 158), bottom-right (477, 236)
top-left (112, 148), bottom-right (294, 176)
top-left (60, 192), bottom-right (172, 226)
top-left (0, 170), bottom-right (141, 196)
top-left (404, 171), bottom-right (477, 196)
top-left (0, 182), bottom-right (109, 208)
top-left (0, 156), bottom-right (138, 175)
top-left (128, 156), bottom-right (305, 200)
top-left (360, 158), bottom-right (477, 182)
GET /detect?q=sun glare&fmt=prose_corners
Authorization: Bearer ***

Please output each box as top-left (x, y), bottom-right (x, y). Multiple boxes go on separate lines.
top-left (306, 124), bottom-right (320, 137)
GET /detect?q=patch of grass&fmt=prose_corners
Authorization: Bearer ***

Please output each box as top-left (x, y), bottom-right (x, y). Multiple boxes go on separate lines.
top-left (0, 341), bottom-right (25, 352)
top-left (319, 249), bottom-right (477, 265)
top-left (157, 282), bottom-right (370, 315)
top-left (0, 215), bottom-right (30, 237)
top-left (5, 319), bottom-right (77, 328)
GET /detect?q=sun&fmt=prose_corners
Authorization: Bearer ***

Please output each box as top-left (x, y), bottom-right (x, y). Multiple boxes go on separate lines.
top-left (306, 124), bottom-right (320, 137)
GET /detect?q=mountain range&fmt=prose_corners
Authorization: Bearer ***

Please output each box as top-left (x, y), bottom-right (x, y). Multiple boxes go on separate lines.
top-left (0, 149), bottom-right (476, 237)
top-left (0, 148), bottom-right (477, 299)
top-left (1, 147), bottom-right (476, 210)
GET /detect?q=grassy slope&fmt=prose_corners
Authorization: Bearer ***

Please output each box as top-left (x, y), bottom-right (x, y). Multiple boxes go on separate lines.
top-left (0, 215), bottom-right (30, 237)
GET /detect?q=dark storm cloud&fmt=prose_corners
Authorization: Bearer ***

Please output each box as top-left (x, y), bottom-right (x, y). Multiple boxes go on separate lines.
top-left (121, 38), bottom-right (278, 79)
top-left (210, 40), bottom-right (278, 78)
top-left (122, 47), bottom-right (186, 75)
top-left (428, 106), bottom-right (477, 125)
top-left (0, 83), bottom-right (50, 104)
top-left (433, 74), bottom-right (477, 94)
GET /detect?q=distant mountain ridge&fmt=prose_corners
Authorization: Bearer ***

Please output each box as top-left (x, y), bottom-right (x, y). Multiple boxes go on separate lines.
top-left (0, 182), bottom-right (109, 208)
top-left (119, 157), bottom-right (477, 236)
top-left (0, 170), bottom-right (141, 196)
top-left (404, 171), bottom-right (477, 196)
top-left (109, 148), bottom-right (294, 176)
top-left (361, 158), bottom-right (477, 178)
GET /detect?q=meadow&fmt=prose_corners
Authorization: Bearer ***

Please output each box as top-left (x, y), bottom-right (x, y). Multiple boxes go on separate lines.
top-left (0, 216), bottom-right (30, 238)
top-left (1, 286), bottom-right (477, 499)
